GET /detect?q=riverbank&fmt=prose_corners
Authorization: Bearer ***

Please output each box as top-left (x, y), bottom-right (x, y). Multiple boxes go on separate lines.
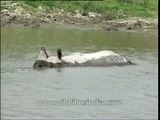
top-left (1, 1), bottom-right (158, 32)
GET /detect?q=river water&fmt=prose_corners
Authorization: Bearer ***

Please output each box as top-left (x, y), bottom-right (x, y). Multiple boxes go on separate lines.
top-left (1, 27), bottom-right (158, 119)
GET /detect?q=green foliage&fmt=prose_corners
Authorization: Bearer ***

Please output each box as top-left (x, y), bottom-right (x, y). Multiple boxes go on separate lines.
top-left (21, 0), bottom-right (158, 19)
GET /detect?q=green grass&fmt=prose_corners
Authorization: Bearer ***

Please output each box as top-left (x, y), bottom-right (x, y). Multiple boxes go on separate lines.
top-left (2, 0), bottom-right (158, 19)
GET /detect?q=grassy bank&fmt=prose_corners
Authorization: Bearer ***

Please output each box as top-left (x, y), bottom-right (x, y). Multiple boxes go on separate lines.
top-left (1, 0), bottom-right (158, 19)
top-left (1, 1), bottom-right (158, 32)
top-left (21, 0), bottom-right (158, 19)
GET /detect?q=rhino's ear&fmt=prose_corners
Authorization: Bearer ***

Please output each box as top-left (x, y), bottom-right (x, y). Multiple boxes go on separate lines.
top-left (57, 49), bottom-right (62, 60)
top-left (41, 47), bottom-right (46, 51)
top-left (39, 47), bottom-right (49, 59)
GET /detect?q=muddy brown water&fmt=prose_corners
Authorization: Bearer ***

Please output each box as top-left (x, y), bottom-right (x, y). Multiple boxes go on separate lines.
top-left (1, 27), bottom-right (158, 119)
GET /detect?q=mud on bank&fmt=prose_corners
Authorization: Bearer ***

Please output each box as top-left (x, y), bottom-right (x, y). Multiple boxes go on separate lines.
top-left (1, 1), bottom-right (158, 32)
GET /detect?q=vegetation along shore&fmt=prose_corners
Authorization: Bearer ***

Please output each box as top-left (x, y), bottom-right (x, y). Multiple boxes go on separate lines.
top-left (1, 0), bottom-right (158, 32)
